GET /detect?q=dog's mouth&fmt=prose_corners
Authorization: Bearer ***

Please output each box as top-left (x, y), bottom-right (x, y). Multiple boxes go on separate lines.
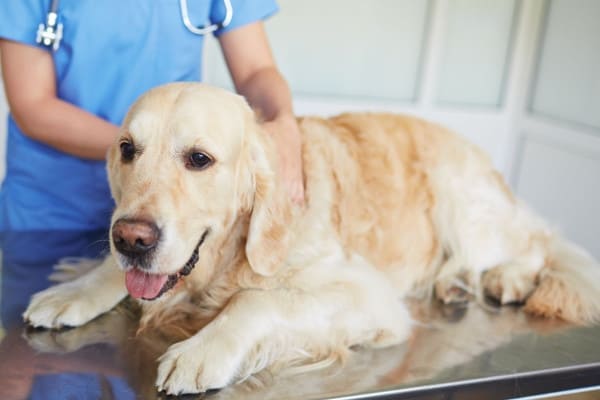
top-left (125, 229), bottom-right (210, 301)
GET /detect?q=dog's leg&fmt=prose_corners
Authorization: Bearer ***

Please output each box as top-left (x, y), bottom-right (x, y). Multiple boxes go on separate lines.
top-left (434, 257), bottom-right (476, 304)
top-left (155, 256), bottom-right (411, 395)
top-left (429, 153), bottom-right (554, 307)
top-left (23, 255), bottom-right (127, 328)
top-left (434, 217), bottom-right (548, 306)
top-left (481, 236), bottom-right (548, 304)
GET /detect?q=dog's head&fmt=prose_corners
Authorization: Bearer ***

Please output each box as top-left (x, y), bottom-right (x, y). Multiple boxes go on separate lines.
top-left (107, 83), bottom-right (293, 300)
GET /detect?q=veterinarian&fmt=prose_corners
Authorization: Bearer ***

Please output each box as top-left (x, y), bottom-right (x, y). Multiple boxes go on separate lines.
top-left (0, 0), bottom-right (304, 231)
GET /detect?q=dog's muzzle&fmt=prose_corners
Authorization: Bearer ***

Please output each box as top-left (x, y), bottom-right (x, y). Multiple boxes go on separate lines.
top-left (115, 226), bottom-right (210, 301)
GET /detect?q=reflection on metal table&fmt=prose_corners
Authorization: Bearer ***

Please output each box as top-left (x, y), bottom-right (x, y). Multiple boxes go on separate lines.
top-left (1, 230), bottom-right (599, 400)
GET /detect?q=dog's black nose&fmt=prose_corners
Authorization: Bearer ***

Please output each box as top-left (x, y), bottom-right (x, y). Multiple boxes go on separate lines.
top-left (112, 218), bottom-right (160, 258)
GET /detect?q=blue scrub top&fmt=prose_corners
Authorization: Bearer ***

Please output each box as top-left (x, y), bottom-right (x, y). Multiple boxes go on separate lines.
top-left (0, 0), bottom-right (278, 230)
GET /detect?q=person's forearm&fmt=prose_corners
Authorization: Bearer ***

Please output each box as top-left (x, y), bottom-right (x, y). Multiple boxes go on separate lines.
top-left (11, 97), bottom-right (119, 160)
top-left (235, 66), bottom-right (305, 203)
top-left (235, 66), bottom-right (295, 122)
top-left (1, 39), bottom-right (119, 160)
top-left (217, 22), bottom-right (305, 203)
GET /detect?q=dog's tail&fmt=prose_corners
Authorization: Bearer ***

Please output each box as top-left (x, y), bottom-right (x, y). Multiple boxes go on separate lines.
top-left (524, 236), bottom-right (600, 324)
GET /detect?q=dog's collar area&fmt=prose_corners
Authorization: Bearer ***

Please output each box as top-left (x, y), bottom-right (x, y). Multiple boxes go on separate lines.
top-left (141, 228), bottom-right (210, 301)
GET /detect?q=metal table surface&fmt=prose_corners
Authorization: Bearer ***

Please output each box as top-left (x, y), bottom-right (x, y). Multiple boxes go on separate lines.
top-left (1, 230), bottom-right (599, 400)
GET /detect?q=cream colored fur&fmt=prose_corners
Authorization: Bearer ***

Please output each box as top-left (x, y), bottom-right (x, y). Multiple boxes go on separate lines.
top-left (23, 83), bottom-right (600, 395)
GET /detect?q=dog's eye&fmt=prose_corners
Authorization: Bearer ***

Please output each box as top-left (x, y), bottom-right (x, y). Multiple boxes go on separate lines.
top-left (120, 141), bottom-right (136, 162)
top-left (187, 152), bottom-right (213, 170)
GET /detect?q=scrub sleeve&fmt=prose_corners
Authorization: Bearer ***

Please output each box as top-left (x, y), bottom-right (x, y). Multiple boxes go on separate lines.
top-left (0, 0), bottom-right (278, 230)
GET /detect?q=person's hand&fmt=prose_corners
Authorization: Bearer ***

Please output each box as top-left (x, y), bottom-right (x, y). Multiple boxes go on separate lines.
top-left (261, 114), bottom-right (305, 205)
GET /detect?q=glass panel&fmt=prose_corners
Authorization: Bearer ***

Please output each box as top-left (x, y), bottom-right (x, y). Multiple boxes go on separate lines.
top-left (436, 0), bottom-right (516, 107)
top-left (530, 0), bottom-right (600, 131)
top-left (205, 0), bottom-right (430, 102)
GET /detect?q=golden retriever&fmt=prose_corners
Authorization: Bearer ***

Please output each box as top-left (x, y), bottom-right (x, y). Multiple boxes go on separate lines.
top-left (23, 83), bottom-right (600, 395)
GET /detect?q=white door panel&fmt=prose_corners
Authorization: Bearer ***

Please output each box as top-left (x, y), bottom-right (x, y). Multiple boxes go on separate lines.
top-left (436, 0), bottom-right (517, 106)
top-left (530, 0), bottom-right (600, 130)
top-left (516, 135), bottom-right (600, 259)
top-left (517, 0), bottom-right (600, 257)
top-left (266, 0), bottom-right (429, 101)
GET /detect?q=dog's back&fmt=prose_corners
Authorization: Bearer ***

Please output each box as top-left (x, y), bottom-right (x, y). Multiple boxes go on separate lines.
top-left (298, 112), bottom-right (600, 323)
top-left (298, 113), bottom-right (474, 291)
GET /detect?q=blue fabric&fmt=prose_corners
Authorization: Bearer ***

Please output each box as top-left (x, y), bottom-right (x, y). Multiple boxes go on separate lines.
top-left (28, 372), bottom-right (136, 400)
top-left (0, 0), bottom-right (278, 230)
top-left (0, 229), bottom-right (108, 328)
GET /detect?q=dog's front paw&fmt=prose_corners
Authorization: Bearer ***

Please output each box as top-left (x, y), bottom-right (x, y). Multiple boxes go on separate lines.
top-left (24, 282), bottom-right (104, 329)
top-left (156, 334), bottom-right (244, 395)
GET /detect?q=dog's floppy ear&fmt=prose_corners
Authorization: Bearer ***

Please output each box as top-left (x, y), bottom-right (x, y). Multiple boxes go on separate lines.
top-left (244, 126), bottom-right (294, 277)
top-left (106, 137), bottom-right (123, 203)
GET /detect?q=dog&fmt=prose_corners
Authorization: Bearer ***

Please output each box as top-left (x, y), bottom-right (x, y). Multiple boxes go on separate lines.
top-left (23, 82), bottom-right (600, 395)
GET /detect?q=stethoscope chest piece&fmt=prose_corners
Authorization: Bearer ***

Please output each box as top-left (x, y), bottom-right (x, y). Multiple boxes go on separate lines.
top-left (36, 7), bottom-right (63, 51)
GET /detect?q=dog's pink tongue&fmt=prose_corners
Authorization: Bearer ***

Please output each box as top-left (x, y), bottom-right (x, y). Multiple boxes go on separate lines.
top-left (125, 269), bottom-right (169, 299)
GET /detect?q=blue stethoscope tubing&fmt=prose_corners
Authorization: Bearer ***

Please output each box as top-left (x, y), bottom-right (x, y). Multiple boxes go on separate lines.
top-left (37, 0), bottom-right (234, 51)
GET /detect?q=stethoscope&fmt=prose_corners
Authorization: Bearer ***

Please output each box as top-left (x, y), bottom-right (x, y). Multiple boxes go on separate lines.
top-left (36, 0), bottom-right (62, 51)
top-left (37, 0), bottom-right (233, 51)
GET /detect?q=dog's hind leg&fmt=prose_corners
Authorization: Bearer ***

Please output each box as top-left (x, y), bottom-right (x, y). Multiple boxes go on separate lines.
top-left (434, 256), bottom-right (477, 304)
top-left (428, 147), bottom-right (554, 308)
top-left (23, 255), bottom-right (127, 329)
top-left (481, 238), bottom-right (547, 305)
